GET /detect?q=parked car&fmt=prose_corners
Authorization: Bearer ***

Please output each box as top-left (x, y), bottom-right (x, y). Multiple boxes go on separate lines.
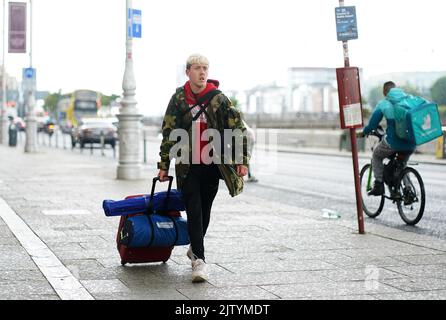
top-left (71, 118), bottom-right (118, 149)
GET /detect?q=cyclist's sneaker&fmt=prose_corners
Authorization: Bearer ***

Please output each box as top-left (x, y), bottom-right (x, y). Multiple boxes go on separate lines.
top-left (403, 187), bottom-right (416, 205)
top-left (390, 190), bottom-right (402, 200)
top-left (368, 180), bottom-right (384, 196)
top-left (191, 259), bottom-right (208, 283)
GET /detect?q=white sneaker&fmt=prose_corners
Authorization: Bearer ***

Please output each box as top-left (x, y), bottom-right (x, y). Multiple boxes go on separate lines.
top-left (191, 259), bottom-right (208, 283)
top-left (186, 246), bottom-right (196, 264)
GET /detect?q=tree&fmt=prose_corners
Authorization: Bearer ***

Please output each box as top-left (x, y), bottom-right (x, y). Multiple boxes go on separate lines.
top-left (43, 92), bottom-right (60, 119)
top-left (229, 96), bottom-right (239, 108)
top-left (430, 76), bottom-right (446, 105)
top-left (101, 93), bottom-right (120, 107)
top-left (367, 86), bottom-right (382, 110)
top-left (400, 83), bottom-right (421, 97)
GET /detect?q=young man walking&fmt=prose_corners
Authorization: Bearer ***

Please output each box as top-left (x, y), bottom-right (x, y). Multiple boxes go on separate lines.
top-left (157, 54), bottom-right (249, 282)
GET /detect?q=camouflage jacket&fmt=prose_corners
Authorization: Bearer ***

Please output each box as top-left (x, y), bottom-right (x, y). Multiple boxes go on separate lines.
top-left (158, 86), bottom-right (249, 197)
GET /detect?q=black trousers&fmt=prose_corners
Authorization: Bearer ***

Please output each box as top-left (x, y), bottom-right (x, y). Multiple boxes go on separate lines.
top-left (181, 164), bottom-right (220, 261)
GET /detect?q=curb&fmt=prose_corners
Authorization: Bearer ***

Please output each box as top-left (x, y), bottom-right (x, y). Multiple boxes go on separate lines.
top-left (268, 147), bottom-right (446, 166)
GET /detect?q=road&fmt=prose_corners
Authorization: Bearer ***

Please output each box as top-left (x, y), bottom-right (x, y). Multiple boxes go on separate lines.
top-left (247, 148), bottom-right (446, 239)
top-left (27, 130), bottom-right (446, 240)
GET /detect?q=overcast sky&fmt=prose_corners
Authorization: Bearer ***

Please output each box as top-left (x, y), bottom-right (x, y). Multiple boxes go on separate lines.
top-left (2, 0), bottom-right (446, 116)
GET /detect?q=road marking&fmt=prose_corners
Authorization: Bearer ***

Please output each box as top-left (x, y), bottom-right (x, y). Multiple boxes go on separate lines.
top-left (0, 197), bottom-right (94, 300)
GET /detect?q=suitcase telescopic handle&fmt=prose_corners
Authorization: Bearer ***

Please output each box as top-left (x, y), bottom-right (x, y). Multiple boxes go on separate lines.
top-left (148, 176), bottom-right (174, 214)
top-left (151, 176), bottom-right (174, 197)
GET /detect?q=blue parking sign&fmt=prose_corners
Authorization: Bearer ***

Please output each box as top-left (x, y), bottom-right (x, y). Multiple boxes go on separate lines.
top-left (335, 6), bottom-right (358, 41)
top-left (128, 9), bottom-right (141, 38)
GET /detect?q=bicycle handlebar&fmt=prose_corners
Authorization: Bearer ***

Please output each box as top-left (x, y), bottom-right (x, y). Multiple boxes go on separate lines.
top-left (366, 125), bottom-right (385, 140)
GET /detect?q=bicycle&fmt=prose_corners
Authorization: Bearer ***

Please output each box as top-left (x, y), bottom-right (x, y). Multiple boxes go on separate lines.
top-left (359, 126), bottom-right (425, 226)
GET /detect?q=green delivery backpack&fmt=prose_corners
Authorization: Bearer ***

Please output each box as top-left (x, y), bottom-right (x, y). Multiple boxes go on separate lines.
top-left (394, 98), bottom-right (442, 146)
top-left (393, 95), bottom-right (425, 141)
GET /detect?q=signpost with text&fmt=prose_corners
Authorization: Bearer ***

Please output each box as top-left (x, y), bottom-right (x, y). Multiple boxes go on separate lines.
top-left (335, 1), bottom-right (365, 234)
top-left (336, 67), bottom-right (363, 129)
top-left (335, 6), bottom-right (358, 42)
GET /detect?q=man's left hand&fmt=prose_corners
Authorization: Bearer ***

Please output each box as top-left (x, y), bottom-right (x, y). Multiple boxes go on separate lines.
top-left (236, 165), bottom-right (248, 177)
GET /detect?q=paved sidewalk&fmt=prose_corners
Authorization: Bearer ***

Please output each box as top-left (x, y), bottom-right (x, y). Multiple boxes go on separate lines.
top-left (1, 144), bottom-right (446, 300)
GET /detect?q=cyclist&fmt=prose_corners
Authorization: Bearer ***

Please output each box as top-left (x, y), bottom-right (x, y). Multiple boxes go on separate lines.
top-left (361, 81), bottom-right (423, 196)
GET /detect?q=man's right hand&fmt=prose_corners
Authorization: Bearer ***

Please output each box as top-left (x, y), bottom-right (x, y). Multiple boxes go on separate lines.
top-left (356, 131), bottom-right (365, 138)
top-left (158, 169), bottom-right (169, 182)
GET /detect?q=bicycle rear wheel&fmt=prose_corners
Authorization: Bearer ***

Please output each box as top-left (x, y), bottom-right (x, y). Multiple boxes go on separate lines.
top-left (397, 167), bottom-right (425, 226)
top-left (360, 164), bottom-right (385, 218)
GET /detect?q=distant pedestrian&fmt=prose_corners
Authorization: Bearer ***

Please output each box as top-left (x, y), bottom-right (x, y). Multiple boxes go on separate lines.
top-left (157, 54), bottom-right (249, 282)
top-left (243, 120), bottom-right (258, 183)
top-left (8, 116), bottom-right (18, 147)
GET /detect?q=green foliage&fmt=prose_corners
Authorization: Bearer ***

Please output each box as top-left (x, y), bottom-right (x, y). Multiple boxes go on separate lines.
top-left (43, 92), bottom-right (60, 117)
top-left (367, 86), bottom-right (382, 110)
top-left (438, 105), bottom-right (446, 121)
top-left (361, 95), bottom-right (368, 106)
top-left (400, 83), bottom-right (421, 96)
top-left (362, 106), bottom-right (371, 119)
top-left (229, 96), bottom-right (239, 108)
top-left (101, 94), bottom-right (120, 106)
top-left (430, 77), bottom-right (446, 105)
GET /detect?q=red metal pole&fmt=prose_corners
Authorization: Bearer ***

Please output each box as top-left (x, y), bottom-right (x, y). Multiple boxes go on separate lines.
top-left (340, 0), bottom-right (365, 234)
top-left (350, 128), bottom-right (365, 234)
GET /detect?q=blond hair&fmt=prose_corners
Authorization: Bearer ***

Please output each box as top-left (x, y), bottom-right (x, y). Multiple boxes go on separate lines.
top-left (186, 54), bottom-right (209, 70)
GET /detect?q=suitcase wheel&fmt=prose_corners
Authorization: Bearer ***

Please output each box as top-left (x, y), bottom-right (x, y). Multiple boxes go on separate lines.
top-left (121, 260), bottom-right (127, 266)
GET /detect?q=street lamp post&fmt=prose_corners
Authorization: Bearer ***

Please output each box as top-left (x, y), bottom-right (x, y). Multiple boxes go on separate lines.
top-left (24, 0), bottom-right (37, 153)
top-left (24, 89), bottom-right (37, 152)
top-left (117, 0), bottom-right (142, 180)
top-left (1, 0), bottom-right (8, 145)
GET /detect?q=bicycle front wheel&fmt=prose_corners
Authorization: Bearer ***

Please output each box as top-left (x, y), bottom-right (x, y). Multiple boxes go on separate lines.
top-left (360, 164), bottom-right (385, 218)
top-left (397, 167), bottom-right (425, 226)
